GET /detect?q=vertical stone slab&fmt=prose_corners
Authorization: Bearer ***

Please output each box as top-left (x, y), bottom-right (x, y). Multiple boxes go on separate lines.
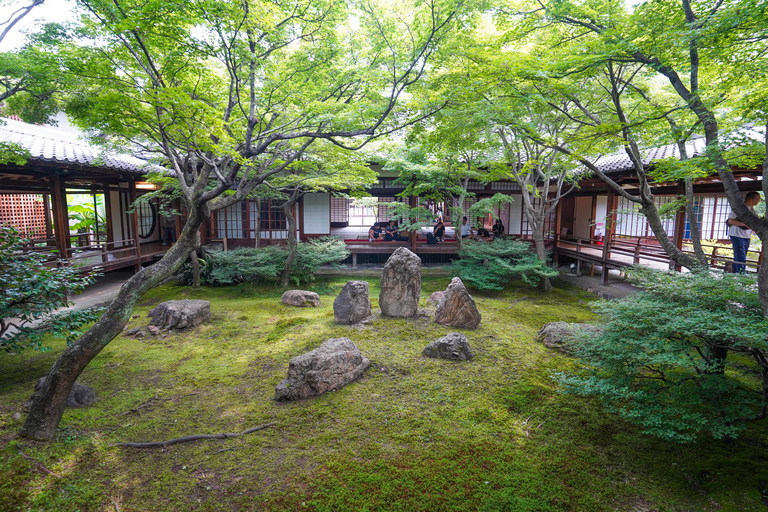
top-left (379, 247), bottom-right (421, 318)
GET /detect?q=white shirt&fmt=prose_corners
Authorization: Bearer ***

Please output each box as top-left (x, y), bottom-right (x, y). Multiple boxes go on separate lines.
top-left (728, 207), bottom-right (754, 239)
top-left (460, 223), bottom-right (471, 236)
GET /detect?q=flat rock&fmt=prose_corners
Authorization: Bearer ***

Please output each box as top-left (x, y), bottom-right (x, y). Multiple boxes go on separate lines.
top-left (33, 377), bottom-right (97, 408)
top-left (379, 247), bottom-right (421, 318)
top-left (423, 332), bottom-right (474, 361)
top-left (427, 291), bottom-right (445, 305)
top-left (282, 290), bottom-right (321, 308)
top-left (148, 300), bottom-right (211, 331)
top-left (535, 322), bottom-right (601, 354)
top-left (147, 325), bottom-right (161, 335)
top-left (275, 337), bottom-right (370, 401)
top-left (435, 277), bottom-right (481, 329)
top-left (334, 281), bottom-right (372, 324)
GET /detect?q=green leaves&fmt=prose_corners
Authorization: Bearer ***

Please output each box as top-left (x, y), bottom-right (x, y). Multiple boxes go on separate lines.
top-left (558, 267), bottom-right (768, 442)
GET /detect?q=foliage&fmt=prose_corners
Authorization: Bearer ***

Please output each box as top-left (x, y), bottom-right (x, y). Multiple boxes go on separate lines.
top-left (180, 237), bottom-right (350, 287)
top-left (467, 194), bottom-right (516, 224)
top-left (558, 267), bottom-right (768, 443)
top-left (0, 140), bottom-right (30, 165)
top-left (0, 225), bottom-right (104, 353)
top-left (451, 238), bottom-right (559, 290)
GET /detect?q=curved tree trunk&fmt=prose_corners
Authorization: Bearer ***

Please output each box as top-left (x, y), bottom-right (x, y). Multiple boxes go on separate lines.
top-left (189, 249), bottom-right (201, 289)
top-left (639, 198), bottom-right (699, 270)
top-left (760, 238), bottom-right (768, 318)
top-left (683, 177), bottom-right (709, 268)
top-left (20, 205), bottom-right (209, 440)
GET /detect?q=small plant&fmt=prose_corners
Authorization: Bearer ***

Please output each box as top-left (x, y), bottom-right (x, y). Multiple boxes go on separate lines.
top-left (451, 238), bottom-right (558, 290)
top-left (0, 225), bottom-right (104, 353)
top-left (557, 267), bottom-right (768, 443)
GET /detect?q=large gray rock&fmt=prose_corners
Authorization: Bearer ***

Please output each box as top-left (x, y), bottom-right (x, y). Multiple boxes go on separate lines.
top-left (334, 281), bottom-right (372, 324)
top-left (535, 322), bottom-right (601, 354)
top-left (435, 277), bottom-right (481, 329)
top-left (33, 377), bottom-right (97, 408)
top-left (148, 299), bottom-right (211, 331)
top-left (423, 332), bottom-right (474, 361)
top-left (274, 337), bottom-right (370, 401)
top-left (282, 290), bottom-right (321, 308)
top-left (379, 247), bottom-right (421, 318)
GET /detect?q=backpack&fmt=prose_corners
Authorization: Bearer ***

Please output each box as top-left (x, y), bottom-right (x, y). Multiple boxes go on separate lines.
top-left (426, 233), bottom-right (438, 244)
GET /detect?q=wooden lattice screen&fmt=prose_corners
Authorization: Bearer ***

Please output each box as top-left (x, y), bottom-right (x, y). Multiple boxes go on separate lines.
top-left (330, 197), bottom-right (349, 223)
top-left (0, 194), bottom-right (47, 236)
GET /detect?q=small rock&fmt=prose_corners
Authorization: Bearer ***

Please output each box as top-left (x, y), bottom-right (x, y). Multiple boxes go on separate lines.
top-left (135, 331), bottom-right (145, 338)
top-left (125, 327), bottom-right (142, 336)
top-left (423, 332), bottom-right (474, 361)
top-left (435, 277), bottom-right (481, 329)
top-left (281, 290), bottom-right (321, 307)
top-left (379, 248), bottom-right (421, 318)
top-left (427, 291), bottom-right (445, 305)
top-left (132, 315), bottom-right (141, 319)
top-left (275, 337), bottom-right (369, 401)
top-left (33, 377), bottom-right (97, 408)
top-left (149, 300), bottom-right (211, 331)
top-left (333, 281), bottom-right (372, 325)
top-left (147, 325), bottom-right (161, 335)
top-left (12, 412), bottom-right (21, 422)
top-left (535, 322), bottom-right (601, 354)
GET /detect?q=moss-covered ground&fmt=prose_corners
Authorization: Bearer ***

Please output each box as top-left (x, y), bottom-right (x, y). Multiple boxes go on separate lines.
top-left (2, 275), bottom-right (768, 511)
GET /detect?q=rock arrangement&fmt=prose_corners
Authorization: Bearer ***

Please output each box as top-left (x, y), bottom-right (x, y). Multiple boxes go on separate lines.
top-left (423, 332), bottom-right (474, 361)
top-left (281, 290), bottom-right (321, 308)
top-left (334, 281), bottom-right (372, 324)
top-left (435, 277), bottom-right (481, 329)
top-left (275, 337), bottom-right (370, 401)
top-left (30, 377), bottom-right (97, 408)
top-left (379, 247), bottom-right (421, 318)
top-left (148, 299), bottom-right (211, 331)
top-left (427, 291), bottom-right (445, 305)
top-left (535, 321), bottom-right (601, 354)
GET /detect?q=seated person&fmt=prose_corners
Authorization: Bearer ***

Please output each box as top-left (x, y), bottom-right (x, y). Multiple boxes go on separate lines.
top-left (384, 220), bottom-right (407, 241)
top-left (460, 216), bottom-right (474, 239)
top-left (476, 226), bottom-right (492, 241)
top-left (368, 222), bottom-right (383, 241)
top-left (492, 219), bottom-right (505, 237)
top-left (433, 221), bottom-right (445, 242)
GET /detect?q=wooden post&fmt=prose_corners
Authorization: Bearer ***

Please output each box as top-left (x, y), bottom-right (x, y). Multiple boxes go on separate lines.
top-left (409, 195), bottom-right (417, 251)
top-left (128, 177), bottom-right (142, 271)
top-left (590, 195), bottom-right (597, 242)
top-left (42, 193), bottom-right (53, 243)
top-left (103, 186), bottom-right (114, 245)
top-left (50, 173), bottom-right (70, 263)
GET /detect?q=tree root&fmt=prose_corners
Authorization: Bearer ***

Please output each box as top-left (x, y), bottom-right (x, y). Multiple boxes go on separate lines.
top-left (110, 422), bottom-right (276, 448)
top-left (16, 446), bottom-right (61, 478)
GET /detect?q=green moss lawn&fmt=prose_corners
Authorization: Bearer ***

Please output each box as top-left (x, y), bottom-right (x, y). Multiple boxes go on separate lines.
top-left (2, 275), bottom-right (768, 511)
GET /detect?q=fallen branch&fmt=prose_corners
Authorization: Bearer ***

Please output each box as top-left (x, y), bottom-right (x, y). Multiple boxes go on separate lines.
top-left (16, 446), bottom-right (61, 478)
top-left (507, 296), bottom-right (530, 308)
top-left (111, 422), bottom-right (276, 449)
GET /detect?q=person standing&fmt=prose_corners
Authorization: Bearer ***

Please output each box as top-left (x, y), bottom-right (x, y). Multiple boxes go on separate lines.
top-left (161, 213), bottom-right (177, 245)
top-left (727, 191), bottom-right (761, 273)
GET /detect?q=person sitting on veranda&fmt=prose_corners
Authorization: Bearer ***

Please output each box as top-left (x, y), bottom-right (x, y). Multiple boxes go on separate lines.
top-left (433, 220), bottom-right (446, 242)
top-left (476, 226), bottom-right (492, 241)
top-left (460, 216), bottom-right (474, 239)
top-left (369, 222), bottom-right (383, 241)
top-left (492, 219), bottom-right (505, 238)
top-left (384, 220), bottom-right (406, 241)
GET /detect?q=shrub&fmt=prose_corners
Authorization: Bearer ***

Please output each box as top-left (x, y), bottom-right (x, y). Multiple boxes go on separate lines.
top-left (557, 267), bottom-right (768, 443)
top-left (180, 236), bottom-right (349, 287)
top-left (0, 225), bottom-right (104, 353)
top-left (451, 238), bottom-right (558, 290)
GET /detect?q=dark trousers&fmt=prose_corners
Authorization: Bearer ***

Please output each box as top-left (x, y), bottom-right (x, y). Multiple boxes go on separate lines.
top-left (730, 236), bottom-right (750, 273)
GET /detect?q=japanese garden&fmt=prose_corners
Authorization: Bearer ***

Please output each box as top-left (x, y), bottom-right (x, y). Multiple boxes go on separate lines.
top-left (1, 0), bottom-right (767, 510)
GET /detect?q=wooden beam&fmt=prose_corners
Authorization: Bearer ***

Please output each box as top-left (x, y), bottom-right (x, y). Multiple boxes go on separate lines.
top-left (128, 177), bottom-right (142, 270)
top-left (50, 172), bottom-right (70, 260)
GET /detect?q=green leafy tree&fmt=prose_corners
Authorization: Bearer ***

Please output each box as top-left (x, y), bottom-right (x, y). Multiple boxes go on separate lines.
top-left (22, 0), bottom-right (472, 440)
top-left (558, 267), bottom-right (768, 443)
top-left (0, 225), bottom-right (103, 353)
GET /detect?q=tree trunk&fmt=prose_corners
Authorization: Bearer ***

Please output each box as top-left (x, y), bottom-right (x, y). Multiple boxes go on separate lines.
top-left (760, 238), bottom-right (768, 318)
top-left (683, 177), bottom-right (709, 268)
top-left (639, 198), bottom-right (699, 269)
top-left (20, 205), bottom-right (208, 440)
top-left (279, 193), bottom-right (299, 288)
top-left (254, 197), bottom-right (261, 249)
top-left (455, 191), bottom-right (466, 253)
top-left (526, 209), bottom-right (552, 291)
top-left (189, 249), bottom-right (201, 289)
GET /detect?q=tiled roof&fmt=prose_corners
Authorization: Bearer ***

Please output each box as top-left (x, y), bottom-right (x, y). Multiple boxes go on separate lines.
top-left (589, 138), bottom-right (708, 175)
top-left (0, 117), bottom-right (164, 174)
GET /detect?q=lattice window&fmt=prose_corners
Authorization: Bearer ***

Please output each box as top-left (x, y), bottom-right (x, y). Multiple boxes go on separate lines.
top-left (260, 199), bottom-right (288, 239)
top-left (216, 202), bottom-right (243, 239)
top-left (520, 196), bottom-right (556, 236)
top-left (467, 180), bottom-right (486, 191)
top-left (615, 196), bottom-right (676, 238)
top-left (0, 194), bottom-right (47, 236)
top-left (490, 181), bottom-right (521, 191)
top-left (330, 197), bottom-right (349, 222)
top-left (377, 196), bottom-right (407, 222)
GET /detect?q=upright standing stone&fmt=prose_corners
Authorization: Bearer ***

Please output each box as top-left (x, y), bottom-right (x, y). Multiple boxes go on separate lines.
top-left (334, 281), bottom-right (372, 324)
top-left (379, 247), bottom-right (421, 318)
top-left (435, 277), bottom-right (481, 329)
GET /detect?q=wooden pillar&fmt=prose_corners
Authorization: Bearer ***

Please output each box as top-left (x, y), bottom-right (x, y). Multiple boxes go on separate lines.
top-left (589, 195), bottom-right (598, 242)
top-left (554, 199), bottom-right (563, 241)
top-left (129, 177), bottom-right (142, 270)
top-left (298, 196), bottom-right (305, 242)
top-left (50, 173), bottom-right (70, 262)
top-left (409, 195), bottom-right (417, 251)
top-left (672, 181), bottom-right (686, 271)
top-left (103, 186), bottom-right (114, 244)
